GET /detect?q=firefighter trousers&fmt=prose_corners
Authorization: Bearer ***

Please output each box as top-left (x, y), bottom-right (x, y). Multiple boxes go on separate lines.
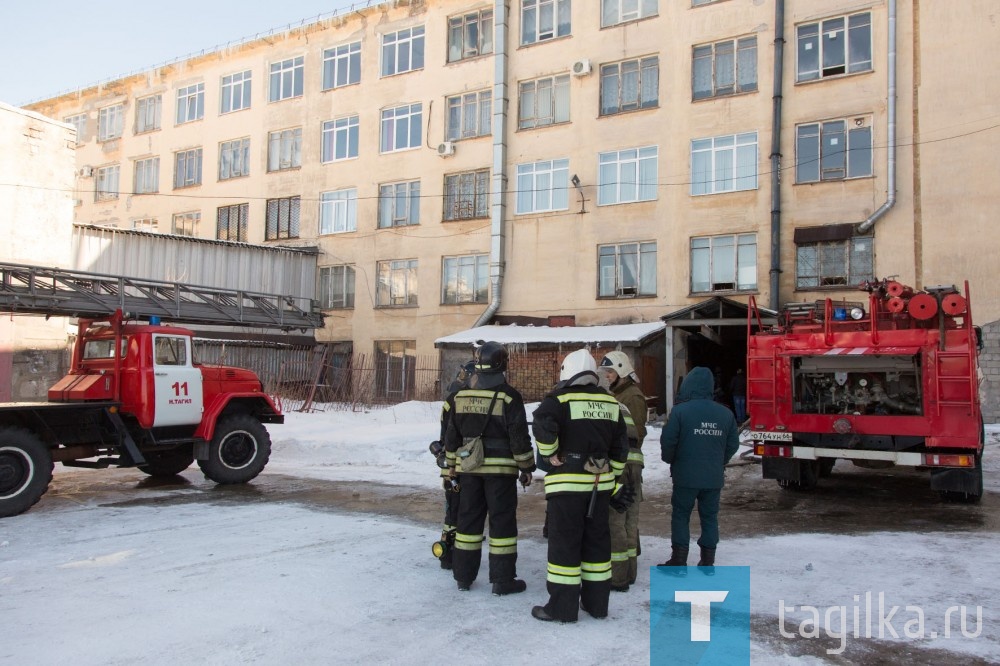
top-left (452, 474), bottom-right (519, 585)
top-left (670, 486), bottom-right (721, 548)
top-left (543, 491), bottom-right (612, 622)
top-left (610, 463), bottom-right (642, 587)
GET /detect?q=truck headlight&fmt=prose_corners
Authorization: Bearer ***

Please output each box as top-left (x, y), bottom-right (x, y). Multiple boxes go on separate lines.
top-left (850, 307), bottom-right (865, 320)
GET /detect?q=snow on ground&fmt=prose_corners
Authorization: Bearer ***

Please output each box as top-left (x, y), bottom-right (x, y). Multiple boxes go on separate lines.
top-left (3, 402), bottom-right (997, 664)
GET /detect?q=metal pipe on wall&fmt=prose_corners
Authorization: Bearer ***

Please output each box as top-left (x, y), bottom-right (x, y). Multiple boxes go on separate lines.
top-left (768, 0), bottom-right (785, 311)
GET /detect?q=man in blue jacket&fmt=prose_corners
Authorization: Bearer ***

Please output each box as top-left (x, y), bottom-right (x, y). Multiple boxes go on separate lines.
top-left (659, 366), bottom-right (740, 567)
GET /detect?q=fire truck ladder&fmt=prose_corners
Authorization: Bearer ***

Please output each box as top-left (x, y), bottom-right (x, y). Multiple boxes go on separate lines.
top-left (0, 261), bottom-right (323, 330)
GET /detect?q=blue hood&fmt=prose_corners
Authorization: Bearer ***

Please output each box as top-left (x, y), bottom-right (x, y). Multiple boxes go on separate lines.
top-left (677, 366), bottom-right (715, 402)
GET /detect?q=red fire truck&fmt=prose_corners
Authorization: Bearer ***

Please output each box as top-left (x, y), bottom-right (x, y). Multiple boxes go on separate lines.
top-left (746, 278), bottom-right (984, 502)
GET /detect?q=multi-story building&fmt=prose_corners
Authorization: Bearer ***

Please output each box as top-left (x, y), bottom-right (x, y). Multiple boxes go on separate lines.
top-left (23, 0), bottom-right (1000, 411)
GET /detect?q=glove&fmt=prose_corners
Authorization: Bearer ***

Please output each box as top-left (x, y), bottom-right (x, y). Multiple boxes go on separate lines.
top-left (448, 466), bottom-right (457, 480)
top-left (609, 483), bottom-right (635, 514)
top-left (518, 470), bottom-right (533, 487)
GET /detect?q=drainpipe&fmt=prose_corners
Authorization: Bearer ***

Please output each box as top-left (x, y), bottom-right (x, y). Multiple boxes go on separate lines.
top-left (768, 0), bottom-right (785, 311)
top-left (856, 0), bottom-right (897, 234)
top-left (473, 0), bottom-right (509, 327)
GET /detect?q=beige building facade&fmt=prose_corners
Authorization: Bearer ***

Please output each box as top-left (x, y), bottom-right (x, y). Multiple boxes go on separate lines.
top-left (22, 0), bottom-right (1000, 402)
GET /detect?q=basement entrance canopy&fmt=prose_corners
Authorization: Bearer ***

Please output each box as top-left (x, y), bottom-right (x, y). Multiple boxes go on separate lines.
top-left (659, 296), bottom-right (777, 409)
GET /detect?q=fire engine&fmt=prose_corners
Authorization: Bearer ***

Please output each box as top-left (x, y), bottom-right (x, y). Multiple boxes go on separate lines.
top-left (746, 278), bottom-right (984, 502)
top-left (0, 261), bottom-right (322, 517)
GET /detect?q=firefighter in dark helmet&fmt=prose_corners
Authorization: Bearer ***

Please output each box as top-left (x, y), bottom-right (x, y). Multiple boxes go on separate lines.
top-left (530, 349), bottom-right (631, 623)
top-left (444, 341), bottom-right (535, 595)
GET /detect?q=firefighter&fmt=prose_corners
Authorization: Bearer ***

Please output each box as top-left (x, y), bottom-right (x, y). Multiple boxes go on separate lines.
top-left (530, 349), bottom-right (631, 623)
top-left (432, 359), bottom-right (476, 570)
top-left (598, 351), bottom-right (647, 592)
top-left (659, 366), bottom-right (740, 567)
top-left (444, 341), bottom-right (534, 595)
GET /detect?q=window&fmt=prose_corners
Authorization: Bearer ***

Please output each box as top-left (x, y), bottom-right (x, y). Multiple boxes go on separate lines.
top-left (598, 146), bottom-right (658, 205)
top-left (265, 196), bottom-right (300, 240)
top-left (600, 56), bottom-right (659, 115)
top-left (376, 259), bottom-right (418, 307)
top-left (95, 165), bottom-right (120, 201)
top-left (796, 235), bottom-right (873, 288)
top-left (217, 203), bottom-right (248, 242)
top-left (378, 181), bottom-right (421, 228)
top-left (601, 0), bottom-right (657, 27)
top-left (97, 105), bottom-right (123, 141)
top-left (319, 189), bottom-right (358, 234)
top-left (442, 254), bottom-right (488, 304)
top-left (221, 70), bottom-right (252, 113)
top-left (321, 115), bottom-right (360, 163)
top-left (381, 26), bottom-right (425, 77)
top-left (267, 128), bottom-right (302, 171)
top-left (135, 95), bottom-right (161, 133)
top-left (448, 9), bottom-right (493, 62)
top-left (797, 12), bottom-right (872, 82)
top-left (522, 0), bottom-right (572, 45)
top-left (154, 336), bottom-right (187, 366)
top-left (446, 90), bottom-right (491, 140)
top-left (269, 56), bottom-right (304, 102)
top-left (444, 169), bottom-right (490, 221)
top-left (133, 157), bottom-right (159, 194)
top-left (374, 340), bottom-right (416, 399)
top-left (323, 42), bottom-right (361, 89)
top-left (380, 103), bottom-right (422, 153)
top-left (515, 159), bottom-right (569, 214)
top-left (692, 0), bottom-right (727, 6)
top-left (174, 148), bottom-right (203, 188)
top-left (219, 138), bottom-right (250, 180)
top-left (319, 266), bottom-right (356, 309)
top-left (175, 83), bottom-right (204, 124)
top-left (132, 218), bottom-right (158, 232)
top-left (598, 242), bottom-right (656, 297)
top-left (690, 132), bottom-right (758, 195)
top-left (65, 114), bottom-right (87, 144)
top-left (690, 234), bottom-right (757, 293)
top-left (693, 36), bottom-right (757, 100)
top-left (795, 119), bottom-right (872, 183)
top-left (518, 74), bottom-right (570, 129)
top-left (172, 211), bottom-right (200, 236)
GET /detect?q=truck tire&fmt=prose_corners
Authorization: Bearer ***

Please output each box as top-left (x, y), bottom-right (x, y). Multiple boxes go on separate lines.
top-left (138, 447), bottom-right (195, 478)
top-left (0, 427), bottom-right (53, 518)
top-left (198, 414), bottom-right (271, 485)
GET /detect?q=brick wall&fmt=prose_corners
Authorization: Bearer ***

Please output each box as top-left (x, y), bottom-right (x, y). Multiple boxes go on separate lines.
top-left (979, 321), bottom-right (1000, 423)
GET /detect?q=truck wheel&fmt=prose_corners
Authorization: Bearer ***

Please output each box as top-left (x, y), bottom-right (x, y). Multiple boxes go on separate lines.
top-left (0, 427), bottom-right (53, 518)
top-left (138, 447), bottom-right (195, 478)
top-left (818, 458), bottom-right (836, 478)
top-left (198, 414), bottom-right (271, 485)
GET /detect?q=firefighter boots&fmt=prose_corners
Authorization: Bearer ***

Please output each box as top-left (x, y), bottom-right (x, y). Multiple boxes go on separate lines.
top-left (658, 545), bottom-right (689, 566)
top-left (697, 546), bottom-right (716, 566)
top-left (492, 579), bottom-right (527, 596)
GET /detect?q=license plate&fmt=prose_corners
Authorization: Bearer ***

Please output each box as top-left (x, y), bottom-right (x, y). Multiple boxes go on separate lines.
top-left (755, 431), bottom-right (793, 442)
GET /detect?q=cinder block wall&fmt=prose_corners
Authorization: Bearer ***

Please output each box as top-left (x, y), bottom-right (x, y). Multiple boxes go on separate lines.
top-left (979, 321), bottom-right (1000, 424)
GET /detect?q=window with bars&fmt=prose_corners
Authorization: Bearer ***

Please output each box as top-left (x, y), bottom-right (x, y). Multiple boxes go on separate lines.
top-left (601, 0), bottom-right (657, 27)
top-left (269, 57), bottom-right (304, 101)
top-left (518, 74), bottom-right (570, 129)
top-left (522, 0), bottom-right (572, 45)
top-left (444, 169), bottom-right (490, 221)
top-left (693, 36), bottom-right (757, 100)
top-left (267, 128), bottom-right (302, 171)
top-left (376, 259), bottom-right (418, 307)
top-left (172, 211), bottom-right (200, 237)
top-left (323, 42), bottom-right (361, 90)
top-left (380, 103), bottom-right (422, 153)
top-left (176, 83), bottom-right (204, 124)
top-left (219, 137), bottom-right (250, 180)
top-left (797, 12), bottom-right (872, 82)
top-left (598, 242), bottom-right (657, 298)
top-left (321, 115), bottom-right (359, 162)
top-left (374, 339), bottom-right (416, 399)
top-left (174, 148), bottom-right (203, 188)
top-left (690, 233), bottom-right (757, 293)
top-left (265, 196), bottom-right (301, 240)
top-left (319, 189), bottom-right (358, 234)
top-left (796, 236), bottom-right (873, 288)
top-left (133, 157), bottom-right (159, 194)
top-left (216, 203), bottom-right (248, 242)
top-left (98, 105), bottom-right (123, 141)
top-left (378, 181), bottom-right (421, 228)
top-left (442, 254), bottom-right (488, 304)
top-left (135, 95), bottom-right (161, 133)
top-left (382, 26), bottom-right (425, 77)
top-left (598, 146), bottom-right (658, 205)
top-left (448, 9), bottom-right (493, 62)
top-left (600, 56), bottom-right (659, 115)
top-left (446, 90), bottom-right (491, 141)
top-left (221, 70), bottom-right (252, 113)
top-left (795, 118), bottom-right (873, 183)
top-left (690, 132), bottom-right (758, 195)
top-left (319, 265), bottom-right (356, 309)
top-left (515, 159), bottom-right (569, 214)
top-left (95, 165), bottom-right (120, 201)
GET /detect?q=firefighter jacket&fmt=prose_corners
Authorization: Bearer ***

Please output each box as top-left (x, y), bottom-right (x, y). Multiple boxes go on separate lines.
top-left (531, 378), bottom-right (629, 497)
top-left (660, 366), bottom-right (740, 489)
top-left (444, 375), bottom-right (534, 476)
top-left (610, 376), bottom-right (648, 467)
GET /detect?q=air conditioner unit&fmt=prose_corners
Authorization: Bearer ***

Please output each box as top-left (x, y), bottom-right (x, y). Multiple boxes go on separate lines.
top-left (437, 141), bottom-right (456, 157)
top-left (79, 165), bottom-right (93, 178)
top-left (571, 59), bottom-right (592, 77)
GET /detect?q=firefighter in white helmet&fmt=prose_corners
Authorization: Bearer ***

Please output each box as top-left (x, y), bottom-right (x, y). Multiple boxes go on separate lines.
top-left (598, 351), bottom-right (648, 592)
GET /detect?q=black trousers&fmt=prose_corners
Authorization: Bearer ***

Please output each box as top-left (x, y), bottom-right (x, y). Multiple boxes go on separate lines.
top-left (452, 474), bottom-right (519, 584)
top-left (543, 491), bottom-right (612, 621)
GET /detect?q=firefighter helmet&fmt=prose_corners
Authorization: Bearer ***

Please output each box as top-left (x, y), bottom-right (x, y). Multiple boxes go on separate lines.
top-left (559, 349), bottom-right (598, 382)
top-left (476, 341), bottom-right (508, 373)
top-left (600, 350), bottom-right (635, 378)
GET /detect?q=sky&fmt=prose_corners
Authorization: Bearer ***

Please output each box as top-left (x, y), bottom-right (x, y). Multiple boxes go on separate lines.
top-left (1, 401), bottom-right (998, 664)
top-left (0, 0), bottom-right (374, 106)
